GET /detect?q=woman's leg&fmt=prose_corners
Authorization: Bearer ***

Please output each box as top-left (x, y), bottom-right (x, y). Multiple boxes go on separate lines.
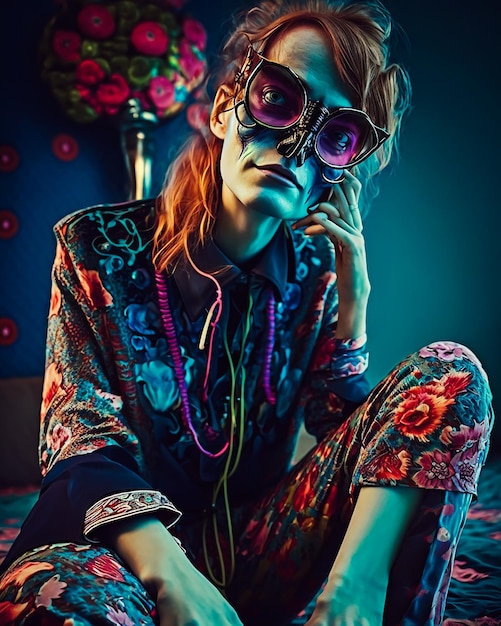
top-left (196, 341), bottom-right (493, 626)
top-left (0, 543), bottom-right (157, 625)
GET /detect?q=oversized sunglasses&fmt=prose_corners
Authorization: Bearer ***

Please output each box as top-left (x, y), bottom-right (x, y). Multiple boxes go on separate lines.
top-left (235, 46), bottom-right (389, 181)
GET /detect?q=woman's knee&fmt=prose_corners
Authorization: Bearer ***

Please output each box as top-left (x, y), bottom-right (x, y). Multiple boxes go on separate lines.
top-left (417, 340), bottom-right (489, 383)
top-left (0, 543), bottom-right (156, 625)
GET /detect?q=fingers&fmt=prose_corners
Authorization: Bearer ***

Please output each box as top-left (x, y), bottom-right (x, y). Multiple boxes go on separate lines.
top-left (293, 170), bottom-right (363, 235)
top-left (328, 169), bottom-right (363, 231)
top-left (301, 211), bottom-right (361, 250)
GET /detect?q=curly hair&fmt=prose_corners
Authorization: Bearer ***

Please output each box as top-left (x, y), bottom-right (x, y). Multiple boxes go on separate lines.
top-left (153, 0), bottom-right (411, 272)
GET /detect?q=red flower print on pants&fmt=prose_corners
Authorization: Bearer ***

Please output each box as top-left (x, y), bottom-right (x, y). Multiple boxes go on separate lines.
top-left (364, 445), bottom-right (412, 482)
top-left (84, 555), bottom-right (126, 582)
top-left (415, 450), bottom-right (455, 490)
top-left (393, 372), bottom-right (472, 442)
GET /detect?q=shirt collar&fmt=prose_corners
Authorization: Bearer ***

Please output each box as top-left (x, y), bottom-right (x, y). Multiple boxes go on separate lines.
top-left (171, 223), bottom-right (297, 321)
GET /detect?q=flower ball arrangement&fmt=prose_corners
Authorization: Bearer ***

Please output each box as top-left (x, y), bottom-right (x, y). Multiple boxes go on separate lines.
top-left (40, 0), bottom-right (208, 124)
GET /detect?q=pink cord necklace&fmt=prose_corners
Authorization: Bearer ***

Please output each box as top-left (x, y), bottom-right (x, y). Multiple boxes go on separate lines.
top-left (154, 270), bottom-right (276, 457)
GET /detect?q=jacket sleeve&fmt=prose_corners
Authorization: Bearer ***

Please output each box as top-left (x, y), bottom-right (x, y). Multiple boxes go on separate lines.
top-left (301, 269), bottom-right (372, 441)
top-left (2, 228), bottom-right (181, 571)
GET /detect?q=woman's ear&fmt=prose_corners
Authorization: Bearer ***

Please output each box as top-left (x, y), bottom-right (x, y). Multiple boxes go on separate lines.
top-left (210, 85), bottom-right (233, 139)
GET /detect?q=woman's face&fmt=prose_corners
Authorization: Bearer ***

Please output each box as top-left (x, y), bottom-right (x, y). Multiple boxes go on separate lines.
top-left (212, 25), bottom-right (354, 224)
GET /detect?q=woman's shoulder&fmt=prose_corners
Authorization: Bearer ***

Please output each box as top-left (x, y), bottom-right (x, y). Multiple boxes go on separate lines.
top-left (53, 198), bottom-right (157, 244)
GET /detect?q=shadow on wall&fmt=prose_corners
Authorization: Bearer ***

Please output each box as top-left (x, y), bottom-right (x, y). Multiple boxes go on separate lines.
top-left (0, 0), bottom-right (499, 450)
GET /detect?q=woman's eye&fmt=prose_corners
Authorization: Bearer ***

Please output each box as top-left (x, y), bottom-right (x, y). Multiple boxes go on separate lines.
top-left (262, 89), bottom-right (286, 106)
top-left (328, 131), bottom-right (354, 154)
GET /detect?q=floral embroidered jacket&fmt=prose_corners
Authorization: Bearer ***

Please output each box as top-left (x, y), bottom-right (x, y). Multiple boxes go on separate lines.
top-left (1, 199), bottom-right (370, 571)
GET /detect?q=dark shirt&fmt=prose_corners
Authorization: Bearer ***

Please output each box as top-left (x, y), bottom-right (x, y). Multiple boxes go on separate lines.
top-left (1, 199), bottom-right (370, 573)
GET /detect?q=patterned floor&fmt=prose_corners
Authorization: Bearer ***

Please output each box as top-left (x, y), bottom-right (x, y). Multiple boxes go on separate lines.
top-left (1, 457), bottom-right (500, 624)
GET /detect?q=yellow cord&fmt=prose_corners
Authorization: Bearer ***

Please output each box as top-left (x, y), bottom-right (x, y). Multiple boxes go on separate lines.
top-left (202, 293), bottom-right (253, 590)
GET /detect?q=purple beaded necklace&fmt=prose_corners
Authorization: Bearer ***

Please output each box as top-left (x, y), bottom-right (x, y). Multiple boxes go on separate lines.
top-left (154, 270), bottom-right (276, 457)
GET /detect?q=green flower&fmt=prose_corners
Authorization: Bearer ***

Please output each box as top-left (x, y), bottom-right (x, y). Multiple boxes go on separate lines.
top-left (128, 56), bottom-right (159, 89)
top-left (115, 1), bottom-right (140, 32)
top-left (81, 40), bottom-right (99, 59)
top-left (110, 55), bottom-right (130, 75)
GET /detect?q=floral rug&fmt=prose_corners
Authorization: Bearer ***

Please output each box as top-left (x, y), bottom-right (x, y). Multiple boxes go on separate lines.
top-left (1, 458), bottom-right (500, 624)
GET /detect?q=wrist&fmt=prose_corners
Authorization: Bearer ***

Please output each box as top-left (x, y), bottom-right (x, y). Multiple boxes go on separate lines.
top-left (336, 297), bottom-right (368, 340)
top-left (104, 516), bottom-right (186, 583)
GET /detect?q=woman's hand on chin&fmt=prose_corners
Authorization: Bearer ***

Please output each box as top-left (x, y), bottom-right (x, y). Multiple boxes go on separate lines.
top-left (292, 170), bottom-right (370, 339)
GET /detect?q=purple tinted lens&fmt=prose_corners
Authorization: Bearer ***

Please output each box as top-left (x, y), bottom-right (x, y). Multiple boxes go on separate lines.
top-left (316, 112), bottom-right (373, 167)
top-left (247, 64), bottom-right (305, 128)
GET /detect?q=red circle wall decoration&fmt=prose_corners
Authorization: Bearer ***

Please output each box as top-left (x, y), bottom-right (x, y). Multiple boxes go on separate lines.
top-left (52, 134), bottom-right (80, 161)
top-left (0, 145), bottom-right (20, 172)
top-left (0, 318), bottom-right (18, 346)
top-left (0, 210), bottom-right (19, 239)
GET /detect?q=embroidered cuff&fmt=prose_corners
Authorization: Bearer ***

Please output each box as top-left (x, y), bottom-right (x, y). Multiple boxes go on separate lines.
top-left (331, 333), bottom-right (369, 378)
top-left (84, 490), bottom-right (182, 538)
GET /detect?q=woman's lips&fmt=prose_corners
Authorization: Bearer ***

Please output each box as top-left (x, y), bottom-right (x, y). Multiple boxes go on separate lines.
top-left (255, 163), bottom-right (301, 188)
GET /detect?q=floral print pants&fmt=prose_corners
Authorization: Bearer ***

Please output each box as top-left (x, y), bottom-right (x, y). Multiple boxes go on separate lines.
top-left (0, 342), bottom-right (493, 626)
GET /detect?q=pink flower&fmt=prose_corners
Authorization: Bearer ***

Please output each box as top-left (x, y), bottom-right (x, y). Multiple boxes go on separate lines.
top-left (419, 341), bottom-right (487, 379)
top-left (131, 22), bottom-right (168, 56)
top-left (179, 39), bottom-right (205, 81)
top-left (448, 422), bottom-right (485, 454)
top-left (96, 73), bottom-right (130, 112)
top-left (47, 423), bottom-right (72, 453)
top-left (75, 59), bottom-right (105, 86)
top-left (35, 574), bottom-right (67, 608)
top-left (77, 4), bottom-right (115, 40)
top-left (415, 449), bottom-right (455, 489)
top-left (148, 76), bottom-right (175, 110)
top-left (419, 342), bottom-right (465, 362)
top-left (186, 103), bottom-right (209, 130)
top-left (52, 30), bottom-right (81, 62)
top-left (106, 602), bottom-right (135, 626)
top-left (182, 18), bottom-right (207, 50)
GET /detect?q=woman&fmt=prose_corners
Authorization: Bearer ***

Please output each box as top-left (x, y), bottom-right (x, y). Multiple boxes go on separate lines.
top-left (0, 0), bottom-right (493, 625)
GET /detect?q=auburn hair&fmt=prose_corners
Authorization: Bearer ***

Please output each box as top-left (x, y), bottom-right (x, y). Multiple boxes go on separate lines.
top-left (153, 0), bottom-right (411, 272)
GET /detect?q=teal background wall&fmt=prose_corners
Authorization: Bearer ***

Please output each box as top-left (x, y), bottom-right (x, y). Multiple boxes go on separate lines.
top-left (1, 0), bottom-right (499, 448)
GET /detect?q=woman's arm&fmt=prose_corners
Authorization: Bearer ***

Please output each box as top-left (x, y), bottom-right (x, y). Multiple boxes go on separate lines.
top-left (102, 516), bottom-right (243, 626)
top-left (306, 486), bottom-right (422, 626)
